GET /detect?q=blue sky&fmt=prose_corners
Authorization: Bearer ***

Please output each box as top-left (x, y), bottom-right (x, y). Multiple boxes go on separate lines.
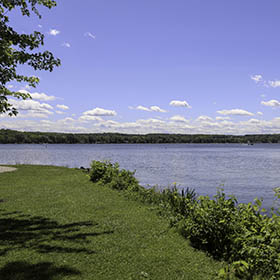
top-left (2, 0), bottom-right (280, 134)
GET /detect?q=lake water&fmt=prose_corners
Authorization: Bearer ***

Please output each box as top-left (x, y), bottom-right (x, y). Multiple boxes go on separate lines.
top-left (0, 143), bottom-right (280, 209)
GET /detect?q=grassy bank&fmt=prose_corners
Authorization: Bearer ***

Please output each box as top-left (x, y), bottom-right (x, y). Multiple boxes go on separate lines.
top-left (88, 161), bottom-right (280, 279)
top-left (0, 165), bottom-right (222, 280)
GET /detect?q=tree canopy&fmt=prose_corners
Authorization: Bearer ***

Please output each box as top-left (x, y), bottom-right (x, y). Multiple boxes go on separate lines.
top-left (1, 129), bottom-right (280, 144)
top-left (0, 0), bottom-right (60, 116)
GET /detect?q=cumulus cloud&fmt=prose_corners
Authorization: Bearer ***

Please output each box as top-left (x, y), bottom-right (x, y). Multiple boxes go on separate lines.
top-left (135, 105), bottom-right (150, 112)
top-left (150, 106), bottom-right (166, 113)
top-left (196, 115), bottom-right (213, 122)
top-left (59, 117), bottom-right (75, 123)
top-left (79, 115), bottom-right (103, 122)
top-left (216, 116), bottom-right (231, 121)
top-left (136, 118), bottom-right (165, 125)
top-left (56, 104), bottom-right (69, 110)
top-left (62, 42), bottom-right (71, 48)
top-left (169, 100), bottom-right (191, 108)
top-left (170, 115), bottom-right (188, 122)
top-left (10, 99), bottom-right (53, 112)
top-left (7, 99), bottom-right (54, 119)
top-left (131, 105), bottom-right (166, 113)
top-left (84, 32), bottom-right (96, 39)
top-left (18, 111), bottom-right (51, 119)
top-left (55, 111), bottom-right (65, 115)
top-left (48, 29), bottom-right (60, 36)
top-left (83, 107), bottom-right (117, 117)
top-left (248, 118), bottom-right (261, 124)
top-left (26, 91), bottom-right (56, 101)
top-left (261, 99), bottom-right (280, 107)
top-left (251, 74), bottom-right (262, 83)
top-left (217, 109), bottom-right (254, 116)
top-left (257, 111), bottom-right (263, 116)
top-left (268, 80), bottom-right (280, 88)
top-left (5, 114), bottom-right (280, 135)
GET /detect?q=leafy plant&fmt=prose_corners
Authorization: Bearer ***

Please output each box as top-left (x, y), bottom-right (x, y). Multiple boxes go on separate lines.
top-left (89, 161), bottom-right (280, 279)
top-left (89, 160), bottom-right (138, 190)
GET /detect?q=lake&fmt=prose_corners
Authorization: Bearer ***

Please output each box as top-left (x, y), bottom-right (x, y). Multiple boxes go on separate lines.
top-left (0, 143), bottom-right (279, 209)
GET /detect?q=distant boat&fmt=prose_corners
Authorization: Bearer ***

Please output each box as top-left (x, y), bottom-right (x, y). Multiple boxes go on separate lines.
top-left (247, 141), bottom-right (254, 145)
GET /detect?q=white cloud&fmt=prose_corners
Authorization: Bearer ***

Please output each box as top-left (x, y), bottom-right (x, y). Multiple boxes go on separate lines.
top-left (6, 98), bottom-right (54, 119)
top-left (48, 29), bottom-right (60, 36)
top-left (79, 115), bottom-right (103, 122)
top-left (268, 80), bottom-right (280, 88)
top-left (38, 24), bottom-right (42, 28)
top-left (59, 117), bottom-right (75, 123)
top-left (248, 118), bottom-right (261, 124)
top-left (150, 106), bottom-right (166, 113)
top-left (55, 111), bottom-right (65, 115)
top-left (251, 74), bottom-right (262, 83)
top-left (257, 111), bottom-right (263, 116)
top-left (4, 114), bottom-right (280, 134)
top-left (261, 99), bottom-right (280, 107)
top-left (56, 104), bottom-right (69, 110)
top-left (216, 116), bottom-right (231, 121)
top-left (217, 109), bottom-right (254, 116)
top-left (170, 115), bottom-right (188, 122)
top-left (18, 111), bottom-right (52, 119)
top-left (169, 100), bottom-right (191, 108)
top-left (84, 32), bottom-right (96, 39)
top-left (10, 99), bottom-right (53, 112)
top-left (27, 91), bottom-right (56, 101)
top-left (250, 75), bottom-right (280, 88)
top-left (131, 105), bottom-right (166, 113)
top-left (136, 118), bottom-right (165, 126)
top-left (62, 42), bottom-right (71, 48)
top-left (196, 115), bottom-right (213, 122)
top-left (83, 107), bottom-right (117, 117)
top-left (135, 105), bottom-right (151, 112)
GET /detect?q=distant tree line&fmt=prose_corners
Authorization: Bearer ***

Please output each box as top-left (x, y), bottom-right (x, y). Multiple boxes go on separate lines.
top-left (0, 129), bottom-right (280, 144)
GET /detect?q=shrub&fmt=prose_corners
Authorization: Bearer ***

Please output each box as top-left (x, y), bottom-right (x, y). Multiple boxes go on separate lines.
top-left (89, 161), bottom-right (280, 279)
top-left (179, 189), bottom-right (239, 259)
top-left (89, 160), bottom-right (138, 190)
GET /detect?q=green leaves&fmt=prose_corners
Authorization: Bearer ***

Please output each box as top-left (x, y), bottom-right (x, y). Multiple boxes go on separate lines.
top-left (89, 160), bottom-right (139, 191)
top-left (88, 161), bottom-right (280, 279)
top-left (0, 0), bottom-right (60, 116)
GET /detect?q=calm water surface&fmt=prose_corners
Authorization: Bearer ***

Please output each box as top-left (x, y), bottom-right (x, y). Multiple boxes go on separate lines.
top-left (0, 143), bottom-right (280, 208)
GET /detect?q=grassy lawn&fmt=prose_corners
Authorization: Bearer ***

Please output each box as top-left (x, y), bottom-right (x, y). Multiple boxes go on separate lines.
top-left (0, 165), bottom-right (223, 280)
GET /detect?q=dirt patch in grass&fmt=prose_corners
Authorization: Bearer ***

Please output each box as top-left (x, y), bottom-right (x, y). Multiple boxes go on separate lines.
top-left (0, 167), bottom-right (17, 173)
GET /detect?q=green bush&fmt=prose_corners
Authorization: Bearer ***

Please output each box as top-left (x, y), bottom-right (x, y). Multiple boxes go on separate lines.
top-left (179, 189), bottom-right (239, 259)
top-left (89, 161), bottom-right (280, 279)
top-left (89, 160), bottom-right (138, 190)
top-left (180, 190), bottom-right (280, 279)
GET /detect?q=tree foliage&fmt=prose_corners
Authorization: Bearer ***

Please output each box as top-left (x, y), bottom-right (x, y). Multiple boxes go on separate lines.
top-left (0, 0), bottom-right (60, 116)
top-left (1, 129), bottom-right (280, 144)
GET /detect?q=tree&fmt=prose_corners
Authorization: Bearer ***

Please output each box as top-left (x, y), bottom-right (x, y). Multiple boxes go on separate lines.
top-left (0, 0), bottom-right (60, 116)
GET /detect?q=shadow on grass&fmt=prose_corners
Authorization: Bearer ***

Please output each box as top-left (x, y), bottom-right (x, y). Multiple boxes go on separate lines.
top-left (0, 261), bottom-right (81, 280)
top-left (0, 209), bottom-right (114, 256)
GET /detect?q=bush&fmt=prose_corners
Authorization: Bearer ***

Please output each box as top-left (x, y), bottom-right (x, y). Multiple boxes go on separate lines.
top-left (89, 161), bottom-right (280, 279)
top-left (89, 160), bottom-right (138, 190)
top-left (180, 190), bottom-right (280, 279)
top-left (179, 189), bottom-right (239, 259)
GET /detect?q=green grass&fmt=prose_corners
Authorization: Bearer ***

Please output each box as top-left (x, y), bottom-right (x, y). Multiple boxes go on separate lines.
top-left (0, 165), bottom-right (223, 280)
